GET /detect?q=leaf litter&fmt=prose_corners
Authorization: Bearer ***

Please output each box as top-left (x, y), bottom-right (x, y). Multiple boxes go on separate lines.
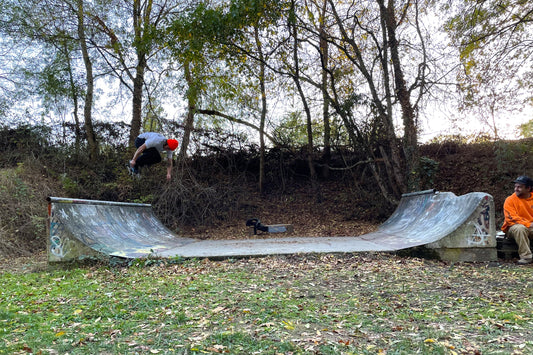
top-left (1, 252), bottom-right (533, 354)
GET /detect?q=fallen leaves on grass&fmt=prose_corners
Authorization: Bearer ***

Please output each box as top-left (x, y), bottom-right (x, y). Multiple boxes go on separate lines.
top-left (2, 253), bottom-right (533, 354)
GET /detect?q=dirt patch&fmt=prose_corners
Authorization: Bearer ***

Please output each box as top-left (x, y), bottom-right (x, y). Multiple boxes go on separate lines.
top-left (0, 251), bottom-right (48, 274)
top-left (179, 189), bottom-right (379, 240)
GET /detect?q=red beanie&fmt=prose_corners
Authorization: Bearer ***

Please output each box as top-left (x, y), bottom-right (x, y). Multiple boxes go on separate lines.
top-left (166, 139), bottom-right (178, 151)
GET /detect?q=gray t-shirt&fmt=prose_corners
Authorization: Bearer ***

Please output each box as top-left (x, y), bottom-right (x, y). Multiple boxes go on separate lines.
top-left (139, 132), bottom-right (173, 159)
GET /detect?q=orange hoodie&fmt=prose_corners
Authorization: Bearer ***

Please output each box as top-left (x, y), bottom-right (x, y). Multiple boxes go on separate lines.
top-left (501, 193), bottom-right (533, 232)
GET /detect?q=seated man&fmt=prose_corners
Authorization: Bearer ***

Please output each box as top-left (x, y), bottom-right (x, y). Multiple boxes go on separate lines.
top-left (129, 132), bottom-right (178, 181)
top-left (502, 175), bottom-right (533, 264)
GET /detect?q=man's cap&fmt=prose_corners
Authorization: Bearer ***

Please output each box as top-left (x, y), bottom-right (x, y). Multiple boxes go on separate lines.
top-left (513, 175), bottom-right (533, 187)
top-left (166, 139), bottom-right (178, 151)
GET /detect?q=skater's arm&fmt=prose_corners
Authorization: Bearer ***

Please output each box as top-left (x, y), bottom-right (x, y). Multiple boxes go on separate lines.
top-left (130, 144), bottom-right (147, 166)
top-left (166, 157), bottom-right (172, 181)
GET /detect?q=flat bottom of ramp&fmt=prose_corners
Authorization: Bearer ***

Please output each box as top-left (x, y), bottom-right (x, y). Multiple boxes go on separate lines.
top-left (159, 236), bottom-right (393, 258)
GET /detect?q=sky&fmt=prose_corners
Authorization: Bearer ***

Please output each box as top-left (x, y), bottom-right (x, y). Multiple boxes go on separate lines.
top-left (418, 108), bottom-right (530, 143)
top-left (94, 75), bottom-right (531, 146)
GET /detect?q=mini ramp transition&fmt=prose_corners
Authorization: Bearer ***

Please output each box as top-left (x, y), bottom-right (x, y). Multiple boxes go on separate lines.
top-left (47, 190), bottom-right (497, 263)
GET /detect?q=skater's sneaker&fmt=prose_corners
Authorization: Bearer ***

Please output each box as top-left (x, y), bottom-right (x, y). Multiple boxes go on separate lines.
top-left (132, 166), bottom-right (141, 179)
top-left (126, 164), bottom-right (141, 178)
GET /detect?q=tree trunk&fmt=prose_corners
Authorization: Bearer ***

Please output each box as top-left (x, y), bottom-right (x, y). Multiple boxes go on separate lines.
top-left (254, 26), bottom-right (267, 194)
top-left (64, 42), bottom-right (81, 157)
top-left (376, 3), bottom-right (405, 195)
top-left (181, 107), bottom-right (194, 161)
top-left (128, 0), bottom-right (152, 145)
top-left (380, 0), bottom-right (419, 191)
top-left (130, 60), bottom-right (145, 144)
top-left (320, 0), bottom-right (331, 179)
top-left (180, 59), bottom-right (196, 161)
top-left (290, 1), bottom-right (320, 201)
top-left (77, 0), bottom-right (98, 161)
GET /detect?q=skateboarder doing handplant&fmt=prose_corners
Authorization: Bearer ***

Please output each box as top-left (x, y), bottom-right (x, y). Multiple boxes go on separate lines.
top-left (129, 132), bottom-right (178, 181)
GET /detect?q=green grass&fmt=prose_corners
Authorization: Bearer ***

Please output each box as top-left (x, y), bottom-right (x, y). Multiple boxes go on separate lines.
top-left (1, 253), bottom-right (532, 354)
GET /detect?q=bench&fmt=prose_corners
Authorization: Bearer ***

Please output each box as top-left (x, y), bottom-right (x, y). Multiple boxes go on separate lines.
top-left (496, 232), bottom-right (518, 260)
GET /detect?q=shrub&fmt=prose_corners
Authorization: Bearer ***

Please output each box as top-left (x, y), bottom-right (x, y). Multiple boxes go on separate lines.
top-left (0, 159), bottom-right (61, 257)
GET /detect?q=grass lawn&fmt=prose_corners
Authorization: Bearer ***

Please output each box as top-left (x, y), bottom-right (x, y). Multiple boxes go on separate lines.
top-left (1, 253), bottom-right (532, 354)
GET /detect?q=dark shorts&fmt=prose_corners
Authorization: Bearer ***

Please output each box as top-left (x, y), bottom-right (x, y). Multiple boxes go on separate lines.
top-left (135, 137), bottom-right (161, 168)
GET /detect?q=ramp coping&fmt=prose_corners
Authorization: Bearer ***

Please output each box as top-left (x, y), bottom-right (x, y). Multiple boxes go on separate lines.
top-left (47, 196), bottom-right (150, 208)
top-left (401, 189), bottom-right (437, 197)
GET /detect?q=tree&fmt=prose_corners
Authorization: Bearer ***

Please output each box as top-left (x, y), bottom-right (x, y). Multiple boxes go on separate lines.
top-left (89, 0), bottom-right (181, 145)
top-left (164, 1), bottom-right (224, 161)
top-left (518, 120), bottom-right (533, 138)
top-left (288, 0), bottom-right (320, 199)
top-left (318, 0), bottom-right (331, 176)
top-left (215, 0), bottom-right (288, 193)
top-left (0, 0), bottom-right (98, 158)
top-left (322, 0), bottom-right (437, 196)
top-left (77, 0), bottom-right (98, 160)
top-left (181, 57), bottom-right (201, 161)
top-left (166, 0), bottom-right (287, 192)
top-left (284, 0), bottom-right (429, 200)
top-left (377, 0), bottom-right (419, 190)
top-left (445, 0), bottom-right (533, 137)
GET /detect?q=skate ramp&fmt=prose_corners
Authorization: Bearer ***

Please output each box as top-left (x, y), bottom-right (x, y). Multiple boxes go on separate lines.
top-left (47, 197), bottom-right (195, 262)
top-left (355, 189), bottom-right (495, 250)
top-left (47, 190), bottom-right (497, 262)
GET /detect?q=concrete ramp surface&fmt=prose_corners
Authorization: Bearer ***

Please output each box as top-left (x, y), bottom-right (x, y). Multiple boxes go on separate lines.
top-left (47, 190), bottom-right (497, 263)
top-left (47, 197), bottom-right (195, 261)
